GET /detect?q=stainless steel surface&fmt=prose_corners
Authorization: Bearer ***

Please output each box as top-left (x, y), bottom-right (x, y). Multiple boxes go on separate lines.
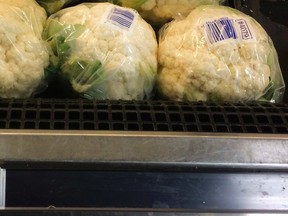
top-left (1, 209), bottom-right (288, 215)
top-left (0, 130), bottom-right (288, 168)
top-left (0, 206), bottom-right (288, 216)
top-left (0, 168), bottom-right (5, 209)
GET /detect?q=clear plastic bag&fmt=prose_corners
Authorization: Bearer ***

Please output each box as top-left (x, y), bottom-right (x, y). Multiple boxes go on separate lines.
top-left (233, 0), bottom-right (288, 102)
top-left (109, 0), bottom-right (226, 25)
top-left (0, 1), bottom-right (49, 98)
top-left (0, 0), bottom-right (47, 38)
top-left (43, 2), bottom-right (158, 100)
top-left (157, 5), bottom-right (285, 103)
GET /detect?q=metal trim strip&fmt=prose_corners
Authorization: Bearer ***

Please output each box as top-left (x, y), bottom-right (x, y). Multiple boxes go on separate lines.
top-left (0, 168), bottom-right (5, 209)
top-left (0, 130), bottom-right (287, 170)
top-left (1, 208), bottom-right (288, 215)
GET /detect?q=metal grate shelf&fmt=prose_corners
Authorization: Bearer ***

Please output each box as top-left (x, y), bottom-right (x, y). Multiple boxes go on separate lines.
top-left (0, 99), bottom-right (287, 133)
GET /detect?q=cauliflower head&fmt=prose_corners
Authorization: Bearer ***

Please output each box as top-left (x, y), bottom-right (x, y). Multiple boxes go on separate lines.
top-left (0, 2), bottom-right (49, 98)
top-left (111, 0), bottom-right (225, 24)
top-left (43, 3), bottom-right (158, 100)
top-left (0, 0), bottom-right (47, 38)
top-left (157, 5), bottom-right (285, 102)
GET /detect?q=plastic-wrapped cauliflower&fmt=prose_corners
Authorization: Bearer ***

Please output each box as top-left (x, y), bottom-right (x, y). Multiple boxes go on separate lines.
top-left (0, 1), bottom-right (49, 98)
top-left (0, 0), bottom-right (47, 38)
top-left (157, 5), bottom-right (285, 103)
top-left (43, 2), bottom-right (158, 100)
top-left (110, 0), bottom-right (225, 24)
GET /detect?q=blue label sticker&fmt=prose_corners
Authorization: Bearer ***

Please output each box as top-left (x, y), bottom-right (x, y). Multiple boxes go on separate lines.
top-left (203, 17), bottom-right (255, 45)
top-left (106, 7), bottom-right (135, 31)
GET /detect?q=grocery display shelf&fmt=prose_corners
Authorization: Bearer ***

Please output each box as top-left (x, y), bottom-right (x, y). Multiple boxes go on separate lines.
top-left (1, 98), bottom-right (288, 133)
top-left (0, 99), bottom-right (288, 214)
top-left (0, 99), bottom-right (287, 170)
top-left (1, 0), bottom-right (288, 214)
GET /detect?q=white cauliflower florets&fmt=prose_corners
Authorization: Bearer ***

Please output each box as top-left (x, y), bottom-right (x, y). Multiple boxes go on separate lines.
top-left (0, 2), bottom-right (49, 98)
top-left (157, 5), bottom-right (284, 102)
top-left (115, 0), bottom-right (225, 24)
top-left (0, 0), bottom-right (47, 38)
top-left (44, 3), bottom-right (158, 100)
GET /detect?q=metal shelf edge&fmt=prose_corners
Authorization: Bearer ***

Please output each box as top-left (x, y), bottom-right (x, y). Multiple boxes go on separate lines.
top-left (0, 130), bottom-right (287, 169)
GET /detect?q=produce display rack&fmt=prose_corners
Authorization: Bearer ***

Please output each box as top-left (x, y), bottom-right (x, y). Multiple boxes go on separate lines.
top-left (0, 100), bottom-right (288, 215)
top-left (1, 0), bottom-right (288, 215)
